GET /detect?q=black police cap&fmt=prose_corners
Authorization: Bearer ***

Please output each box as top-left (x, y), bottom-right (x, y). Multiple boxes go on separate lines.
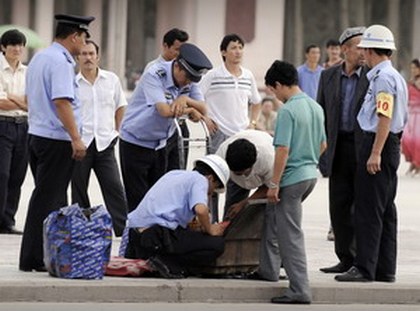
top-left (177, 43), bottom-right (212, 83)
top-left (55, 14), bottom-right (95, 37)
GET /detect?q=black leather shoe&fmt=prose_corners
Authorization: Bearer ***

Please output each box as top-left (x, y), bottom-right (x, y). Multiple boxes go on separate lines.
top-left (19, 265), bottom-right (47, 272)
top-left (320, 262), bottom-right (351, 273)
top-left (375, 274), bottom-right (396, 283)
top-left (335, 266), bottom-right (372, 282)
top-left (147, 256), bottom-right (185, 279)
top-left (271, 295), bottom-right (311, 304)
top-left (0, 226), bottom-right (23, 235)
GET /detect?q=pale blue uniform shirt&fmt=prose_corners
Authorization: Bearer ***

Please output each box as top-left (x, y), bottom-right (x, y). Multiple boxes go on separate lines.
top-left (297, 63), bottom-right (324, 100)
top-left (127, 170), bottom-right (208, 229)
top-left (26, 42), bottom-right (80, 140)
top-left (357, 60), bottom-right (408, 134)
top-left (273, 92), bottom-right (326, 187)
top-left (120, 61), bottom-right (203, 150)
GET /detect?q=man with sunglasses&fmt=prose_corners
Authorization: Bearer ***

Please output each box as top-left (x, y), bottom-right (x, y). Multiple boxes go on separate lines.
top-left (120, 43), bottom-right (212, 211)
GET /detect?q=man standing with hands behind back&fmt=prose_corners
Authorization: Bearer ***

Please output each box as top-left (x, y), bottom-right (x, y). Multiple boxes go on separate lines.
top-left (20, 14), bottom-right (94, 272)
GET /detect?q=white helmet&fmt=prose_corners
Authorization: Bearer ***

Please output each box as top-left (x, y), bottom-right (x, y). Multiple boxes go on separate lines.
top-left (357, 24), bottom-right (396, 50)
top-left (194, 154), bottom-right (230, 193)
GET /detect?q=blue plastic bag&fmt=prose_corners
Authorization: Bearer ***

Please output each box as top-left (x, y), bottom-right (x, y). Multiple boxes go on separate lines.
top-left (43, 203), bottom-right (113, 279)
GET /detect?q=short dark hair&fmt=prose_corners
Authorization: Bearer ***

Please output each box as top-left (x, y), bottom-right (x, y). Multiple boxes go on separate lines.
top-left (86, 39), bottom-right (99, 54)
top-left (326, 39), bottom-right (340, 48)
top-left (55, 23), bottom-right (85, 39)
top-left (412, 58), bottom-right (420, 68)
top-left (220, 33), bottom-right (244, 62)
top-left (0, 29), bottom-right (26, 48)
top-left (163, 28), bottom-right (188, 47)
top-left (265, 60), bottom-right (298, 87)
top-left (305, 44), bottom-right (320, 54)
top-left (372, 48), bottom-right (393, 57)
top-left (225, 139), bottom-right (257, 172)
top-left (194, 161), bottom-right (223, 187)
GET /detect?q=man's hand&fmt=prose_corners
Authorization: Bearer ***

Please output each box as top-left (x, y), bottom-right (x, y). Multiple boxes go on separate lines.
top-left (171, 96), bottom-right (188, 117)
top-left (225, 202), bottom-right (245, 220)
top-left (208, 223), bottom-right (226, 236)
top-left (203, 116), bottom-right (218, 134)
top-left (267, 187), bottom-right (280, 204)
top-left (71, 137), bottom-right (86, 161)
top-left (367, 152), bottom-right (381, 175)
top-left (185, 107), bottom-right (203, 122)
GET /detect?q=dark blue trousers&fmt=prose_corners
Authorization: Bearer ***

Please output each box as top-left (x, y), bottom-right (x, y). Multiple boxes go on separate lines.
top-left (354, 132), bottom-right (400, 280)
top-left (20, 135), bottom-right (74, 270)
top-left (0, 120), bottom-right (28, 230)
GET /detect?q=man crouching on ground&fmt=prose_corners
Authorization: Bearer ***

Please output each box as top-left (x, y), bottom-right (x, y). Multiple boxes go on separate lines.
top-left (124, 154), bottom-right (230, 278)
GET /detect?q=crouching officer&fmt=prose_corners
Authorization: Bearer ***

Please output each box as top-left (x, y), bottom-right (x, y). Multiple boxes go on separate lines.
top-left (124, 155), bottom-right (230, 278)
top-left (120, 43), bottom-right (212, 212)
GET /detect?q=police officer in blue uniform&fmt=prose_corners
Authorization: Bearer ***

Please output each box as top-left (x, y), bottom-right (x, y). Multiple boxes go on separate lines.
top-left (336, 25), bottom-right (408, 282)
top-left (120, 43), bottom-right (212, 211)
top-left (19, 14), bottom-right (95, 272)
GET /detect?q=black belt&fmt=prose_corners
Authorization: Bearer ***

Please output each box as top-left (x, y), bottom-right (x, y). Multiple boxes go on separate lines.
top-left (0, 115), bottom-right (27, 124)
top-left (363, 131), bottom-right (402, 139)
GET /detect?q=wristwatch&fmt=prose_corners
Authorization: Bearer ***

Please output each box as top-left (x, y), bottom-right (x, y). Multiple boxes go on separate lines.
top-left (267, 181), bottom-right (279, 189)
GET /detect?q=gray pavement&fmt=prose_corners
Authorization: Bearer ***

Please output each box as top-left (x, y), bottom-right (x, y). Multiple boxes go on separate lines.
top-left (1, 123), bottom-right (420, 304)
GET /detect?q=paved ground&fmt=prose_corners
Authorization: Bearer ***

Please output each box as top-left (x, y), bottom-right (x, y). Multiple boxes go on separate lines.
top-left (1, 122), bottom-right (419, 304)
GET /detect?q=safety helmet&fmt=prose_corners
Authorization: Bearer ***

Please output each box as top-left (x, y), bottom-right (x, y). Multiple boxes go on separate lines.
top-left (194, 154), bottom-right (230, 193)
top-left (357, 25), bottom-right (396, 50)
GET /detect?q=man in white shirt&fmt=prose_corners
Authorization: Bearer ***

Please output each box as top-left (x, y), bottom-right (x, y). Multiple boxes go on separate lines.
top-left (71, 40), bottom-right (127, 236)
top-left (0, 29), bottom-right (28, 235)
top-left (199, 33), bottom-right (261, 154)
top-left (200, 34), bottom-right (261, 221)
top-left (216, 129), bottom-right (283, 281)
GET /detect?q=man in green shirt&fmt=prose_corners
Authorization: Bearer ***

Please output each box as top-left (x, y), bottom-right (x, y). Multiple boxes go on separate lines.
top-left (265, 60), bottom-right (327, 304)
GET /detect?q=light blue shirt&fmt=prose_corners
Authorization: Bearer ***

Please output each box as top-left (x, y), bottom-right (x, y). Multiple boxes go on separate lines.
top-left (127, 170), bottom-right (208, 229)
top-left (273, 92), bottom-right (326, 187)
top-left (120, 61), bottom-right (203, 149)
top-left (297, 63), bottom-right (323, 100)
top-left (357, 60), bottom-right (408, 134)
top-left (26, 42), bottom-right (80, 140)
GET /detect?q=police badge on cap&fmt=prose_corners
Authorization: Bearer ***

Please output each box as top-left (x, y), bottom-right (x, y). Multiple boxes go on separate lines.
top-left (55, 14), bottom-right (95, 38)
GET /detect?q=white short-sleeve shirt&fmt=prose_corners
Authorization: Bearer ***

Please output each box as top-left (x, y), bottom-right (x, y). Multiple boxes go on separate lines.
top-left (0, 60), bottom-right (27, 117)
top-left (216, 129), bottom-right (274, 189)
top-left (199, 63), bottom-right (261, 137)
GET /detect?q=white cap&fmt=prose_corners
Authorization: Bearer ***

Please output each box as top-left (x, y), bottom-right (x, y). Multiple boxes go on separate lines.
top-left (194, 155), bottom-right (230, 193)
top-left (357, 24), bottom-right (396, 50)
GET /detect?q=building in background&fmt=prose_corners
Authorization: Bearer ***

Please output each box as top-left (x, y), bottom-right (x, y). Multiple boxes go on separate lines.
top-left (0, 0), bottom-right (419, 89)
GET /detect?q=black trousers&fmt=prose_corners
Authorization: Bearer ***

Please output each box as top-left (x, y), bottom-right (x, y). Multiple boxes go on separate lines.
top-left (71, 139), bottom-right (127, 236)
top-left (329, 133), bottom-right (357, 267)
top-left (354, 132), bottom-right (400, 280)
top-left (119, 140), bottom-right (166, 212)
top-left (0, 120), bottom-right (28, 229)
top-left (19, 135), bottom-right (74, 270)
top-left (125, 225), bottom-right (224, 275)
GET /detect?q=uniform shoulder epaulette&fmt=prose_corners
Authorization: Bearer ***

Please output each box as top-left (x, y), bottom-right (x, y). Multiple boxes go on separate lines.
top-left (372, 69), bottom-right (381, 82)
top-left (155, 69), bottom-right (166, 79)
top-left (63, 52), bottom-right (73, 64)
